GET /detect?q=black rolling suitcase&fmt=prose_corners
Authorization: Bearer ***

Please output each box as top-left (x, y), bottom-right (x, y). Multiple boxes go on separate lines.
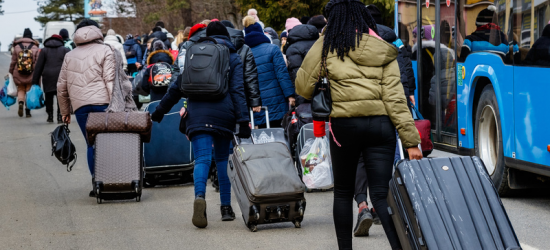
top-left (387, 153), bottom-right (521, 250)
top-left (228, 135), bottom-right (306, 232)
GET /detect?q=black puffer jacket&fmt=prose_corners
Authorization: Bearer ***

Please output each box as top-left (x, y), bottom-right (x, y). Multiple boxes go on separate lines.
top-left (377, 24), bottom-right (415, 98)
top-left (284, 24), bottom-right (319, 105)
top-left (32, 36), bottom-right (70, 93)
top-left (227, 27), bottom-right (262, 107)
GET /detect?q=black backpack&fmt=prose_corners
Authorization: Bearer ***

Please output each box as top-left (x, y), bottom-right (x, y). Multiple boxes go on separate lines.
top-left (179, 37), bottom-right (230, 101)
top-left (51, 125), bottom-right (77, 172)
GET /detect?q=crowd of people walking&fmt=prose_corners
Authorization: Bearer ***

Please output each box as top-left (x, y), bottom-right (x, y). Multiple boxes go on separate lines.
top-left (7, 1), bottom-right (425, 249)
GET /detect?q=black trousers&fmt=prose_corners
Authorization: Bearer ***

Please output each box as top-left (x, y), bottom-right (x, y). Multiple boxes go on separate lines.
top-left (45, 91), bottom-right (60, 115)
top-left (354, 155), bottom-right (368, 206)
top-left (330, 116), bottom-right (401, 250)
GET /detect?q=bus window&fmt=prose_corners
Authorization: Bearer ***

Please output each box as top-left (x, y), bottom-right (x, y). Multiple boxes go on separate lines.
top-left (457, 1), bottom-right (512, 63)
top-left (516, 0), bottom-right (550, 67)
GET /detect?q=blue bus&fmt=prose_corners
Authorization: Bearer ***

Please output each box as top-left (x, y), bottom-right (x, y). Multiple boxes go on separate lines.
top-left (396, 0), bottom-right (550, 194)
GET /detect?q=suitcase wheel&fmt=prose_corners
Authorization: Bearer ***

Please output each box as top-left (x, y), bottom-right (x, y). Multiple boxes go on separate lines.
top-left (248, 224), bottom-right (258, 232)
top-left (293, 220), bottom-right (301, 228)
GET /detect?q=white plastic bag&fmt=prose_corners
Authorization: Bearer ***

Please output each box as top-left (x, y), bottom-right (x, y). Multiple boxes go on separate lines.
top-left (7, 74), bottom-right (17, 97)
top-left (299, 136), bottom-right (333, 189)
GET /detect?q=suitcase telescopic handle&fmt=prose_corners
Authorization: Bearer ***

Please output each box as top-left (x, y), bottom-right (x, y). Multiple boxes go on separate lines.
top-left (397, 137), bottom-right (423, 161)
top-left (249, 106), bottom-right (270, 129)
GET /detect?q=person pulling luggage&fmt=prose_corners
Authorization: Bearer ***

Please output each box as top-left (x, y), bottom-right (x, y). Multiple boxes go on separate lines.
top-left (295, 0), bottom-right (422, 249)
top-left (151, 21), bottom-right (250, 228)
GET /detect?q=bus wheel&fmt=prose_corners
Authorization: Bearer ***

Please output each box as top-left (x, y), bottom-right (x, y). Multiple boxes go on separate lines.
top-left (474, 85), bottom-right (512, 196)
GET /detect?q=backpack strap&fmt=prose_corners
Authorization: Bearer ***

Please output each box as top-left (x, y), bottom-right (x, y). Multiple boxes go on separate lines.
top-left (197, 37), bottom-right (218, 44)
top-left (18, 43), bottom-right (25, 50)
top-left (27, 43), bottom-right (34, 50)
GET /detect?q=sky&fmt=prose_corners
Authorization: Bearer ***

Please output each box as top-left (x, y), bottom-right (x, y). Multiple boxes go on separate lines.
top-left (0, 0), bottom-right (43, 51)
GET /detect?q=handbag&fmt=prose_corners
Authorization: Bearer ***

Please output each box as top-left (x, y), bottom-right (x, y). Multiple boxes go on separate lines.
top-left (411, 105), bottom-right (434, 153)
top-left (86, 111), bottom-right (152, 145)
top-left (311, 58), bottom-right (332, 119)
top-left (51, 124), bottom-right (77, 172)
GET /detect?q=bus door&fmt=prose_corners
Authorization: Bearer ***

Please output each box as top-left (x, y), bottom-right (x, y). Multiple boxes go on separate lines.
top-left (512, 0), bottom-right (550, 166)
top-left (415, 0), bottom-right (458, 147)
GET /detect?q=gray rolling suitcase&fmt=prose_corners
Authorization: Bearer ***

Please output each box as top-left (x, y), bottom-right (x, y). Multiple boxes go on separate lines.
top-left (387, 155), bottom-right (521, 250)
top-left (93, 133), bottom-right (143, 204)
top-left (228, 136), bottom-right (306, 232)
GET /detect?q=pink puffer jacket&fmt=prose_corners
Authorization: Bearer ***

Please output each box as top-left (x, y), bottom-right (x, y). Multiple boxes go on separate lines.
top-left (9, 38), bottom-right (40, 86)
top-left (57, 26), bottom-right (115, 116)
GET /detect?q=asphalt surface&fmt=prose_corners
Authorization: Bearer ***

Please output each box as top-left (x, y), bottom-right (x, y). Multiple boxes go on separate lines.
top-left (0, 52), bottom-right (548, 250)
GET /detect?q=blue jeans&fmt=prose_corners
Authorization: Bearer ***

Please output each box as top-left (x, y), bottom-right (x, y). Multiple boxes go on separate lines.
top-left (192, 133), bottom-right (231, 206)
top-left (74, 105), bottom-right (109, 176)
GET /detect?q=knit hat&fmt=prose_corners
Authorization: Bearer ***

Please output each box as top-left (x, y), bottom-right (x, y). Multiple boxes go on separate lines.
top-left (23, 28), bottom-right (33, 39)
top-left (247, 9), bottom-right (260, 22)
top-left (221, 20), bottom-right (235, 29)
top-left (126, 34), bottom-right (133, 40)
top-left (76, 19), bottom-right (99, 30)
top-left (155, 21), bottom-right (165, 28)
top-left (211, 19), bottom-right (220, 22)
top-left (476, 5), bottom-right (496, 26)
top-left (281, 30), bottom-right (288, 38)
top-left (285, 18), bottom-right (302, 31)
top-left (206, 21), bottom-right (230, 38)
top-left (366, 5), bottom-right (383, 24)
top-left (189, 23), bottom-right (208, 38)
top-left (244, 22), bottom-right (263, 35)
top-left (51, 34), bottom-right (63, 41)
top-left (59, 29), bottom-right (69, 39)
top-left (106, 29), bottom-right (116, 36)
top-left (307, 15), bottom-right (327, 33)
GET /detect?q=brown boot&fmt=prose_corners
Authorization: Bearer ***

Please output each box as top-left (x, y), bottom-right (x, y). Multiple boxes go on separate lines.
top-left (18, 102), bottom-right (23, 117)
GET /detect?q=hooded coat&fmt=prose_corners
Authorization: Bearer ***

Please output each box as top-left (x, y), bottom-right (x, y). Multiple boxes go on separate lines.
top-left (264, 28), bottom-right (281, 47)
top-left (284, 24), bottom-right (319, 106)
top-left (31, 36), bottom-right (70, 93)
top-left (150, 30), bottom-right (171, 49)
top-left (245, 23), bottom-right (295, 126)
top-left (123, 38), bottom-right (143, 64)
top-left (227, 27), bottom-right (262, 107)
top-left (154, 35), bottom-right (249, 139)
top-left (523, 24), bottom-right (550, 66)
top-left (57, 26), bottom-right (115, 116)
top-left (9, 38), bottom-right (40, 86)
top-left (104, 35), bottom-right (128, 70)
top-left (140, 49), bottom-right (176, 101)
top-left (295, 33), bottom-right (421, 148)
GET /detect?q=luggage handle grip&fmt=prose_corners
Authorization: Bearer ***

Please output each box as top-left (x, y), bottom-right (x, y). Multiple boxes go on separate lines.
top-left (249, 106), bottom-right (269, 129)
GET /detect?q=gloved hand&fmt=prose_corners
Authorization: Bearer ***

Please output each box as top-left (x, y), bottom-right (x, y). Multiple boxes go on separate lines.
top-left (151, 110), bottom-right (164, 123)
top-left (313, 120), bottom-right (326, 137)
top-left (237, 122), bottom-right (251, 138)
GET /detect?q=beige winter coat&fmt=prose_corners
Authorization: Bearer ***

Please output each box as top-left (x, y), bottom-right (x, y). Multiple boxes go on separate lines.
top-left (103, 35), bottom-right (127, 70)
top-left (57, 26), bottom-right (115, 116)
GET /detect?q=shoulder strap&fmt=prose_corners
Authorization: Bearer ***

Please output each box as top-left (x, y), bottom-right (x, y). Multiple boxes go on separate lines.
top-left (197, 37), bottom-right (218, 44)
top-left (18, 43), bottom-right (25, 50)
top-left (27, 43), bottom-right (34, 50)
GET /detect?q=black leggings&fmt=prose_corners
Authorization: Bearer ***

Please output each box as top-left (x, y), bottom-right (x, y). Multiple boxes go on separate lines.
top-left (330, 116), bottom-right (401, 250)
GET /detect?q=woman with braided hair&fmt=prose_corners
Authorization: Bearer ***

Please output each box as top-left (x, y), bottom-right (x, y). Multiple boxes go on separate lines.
top-left (295, 0), bottom-right (422, 249)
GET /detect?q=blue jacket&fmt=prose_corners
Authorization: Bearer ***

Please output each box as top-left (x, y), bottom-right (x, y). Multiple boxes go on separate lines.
top-left (248, 40), bottom-right (294, 125)
top-left (123, 39), bottom-right (143, 64)
top-left (154, 35), bottom-right (249, 139)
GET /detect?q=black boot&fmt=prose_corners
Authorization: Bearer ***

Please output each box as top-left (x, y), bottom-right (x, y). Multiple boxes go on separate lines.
top-left (221, 205), bottom-right (236, 221)
top-left (47, 112), bottom-right (53, 123)
top-left (57, 113), bottom-right (63, 124)
top-left (25, 109), bottom-right (31, 118)
top-left (18, 102), bottom-right (23, 117)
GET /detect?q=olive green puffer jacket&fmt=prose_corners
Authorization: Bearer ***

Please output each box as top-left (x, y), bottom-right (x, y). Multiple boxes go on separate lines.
top-left (295, 34), bottom-right (420, 148)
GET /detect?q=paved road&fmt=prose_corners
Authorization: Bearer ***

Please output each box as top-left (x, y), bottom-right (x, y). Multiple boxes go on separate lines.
top-left (0, 53), bottom-right (548, 249)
